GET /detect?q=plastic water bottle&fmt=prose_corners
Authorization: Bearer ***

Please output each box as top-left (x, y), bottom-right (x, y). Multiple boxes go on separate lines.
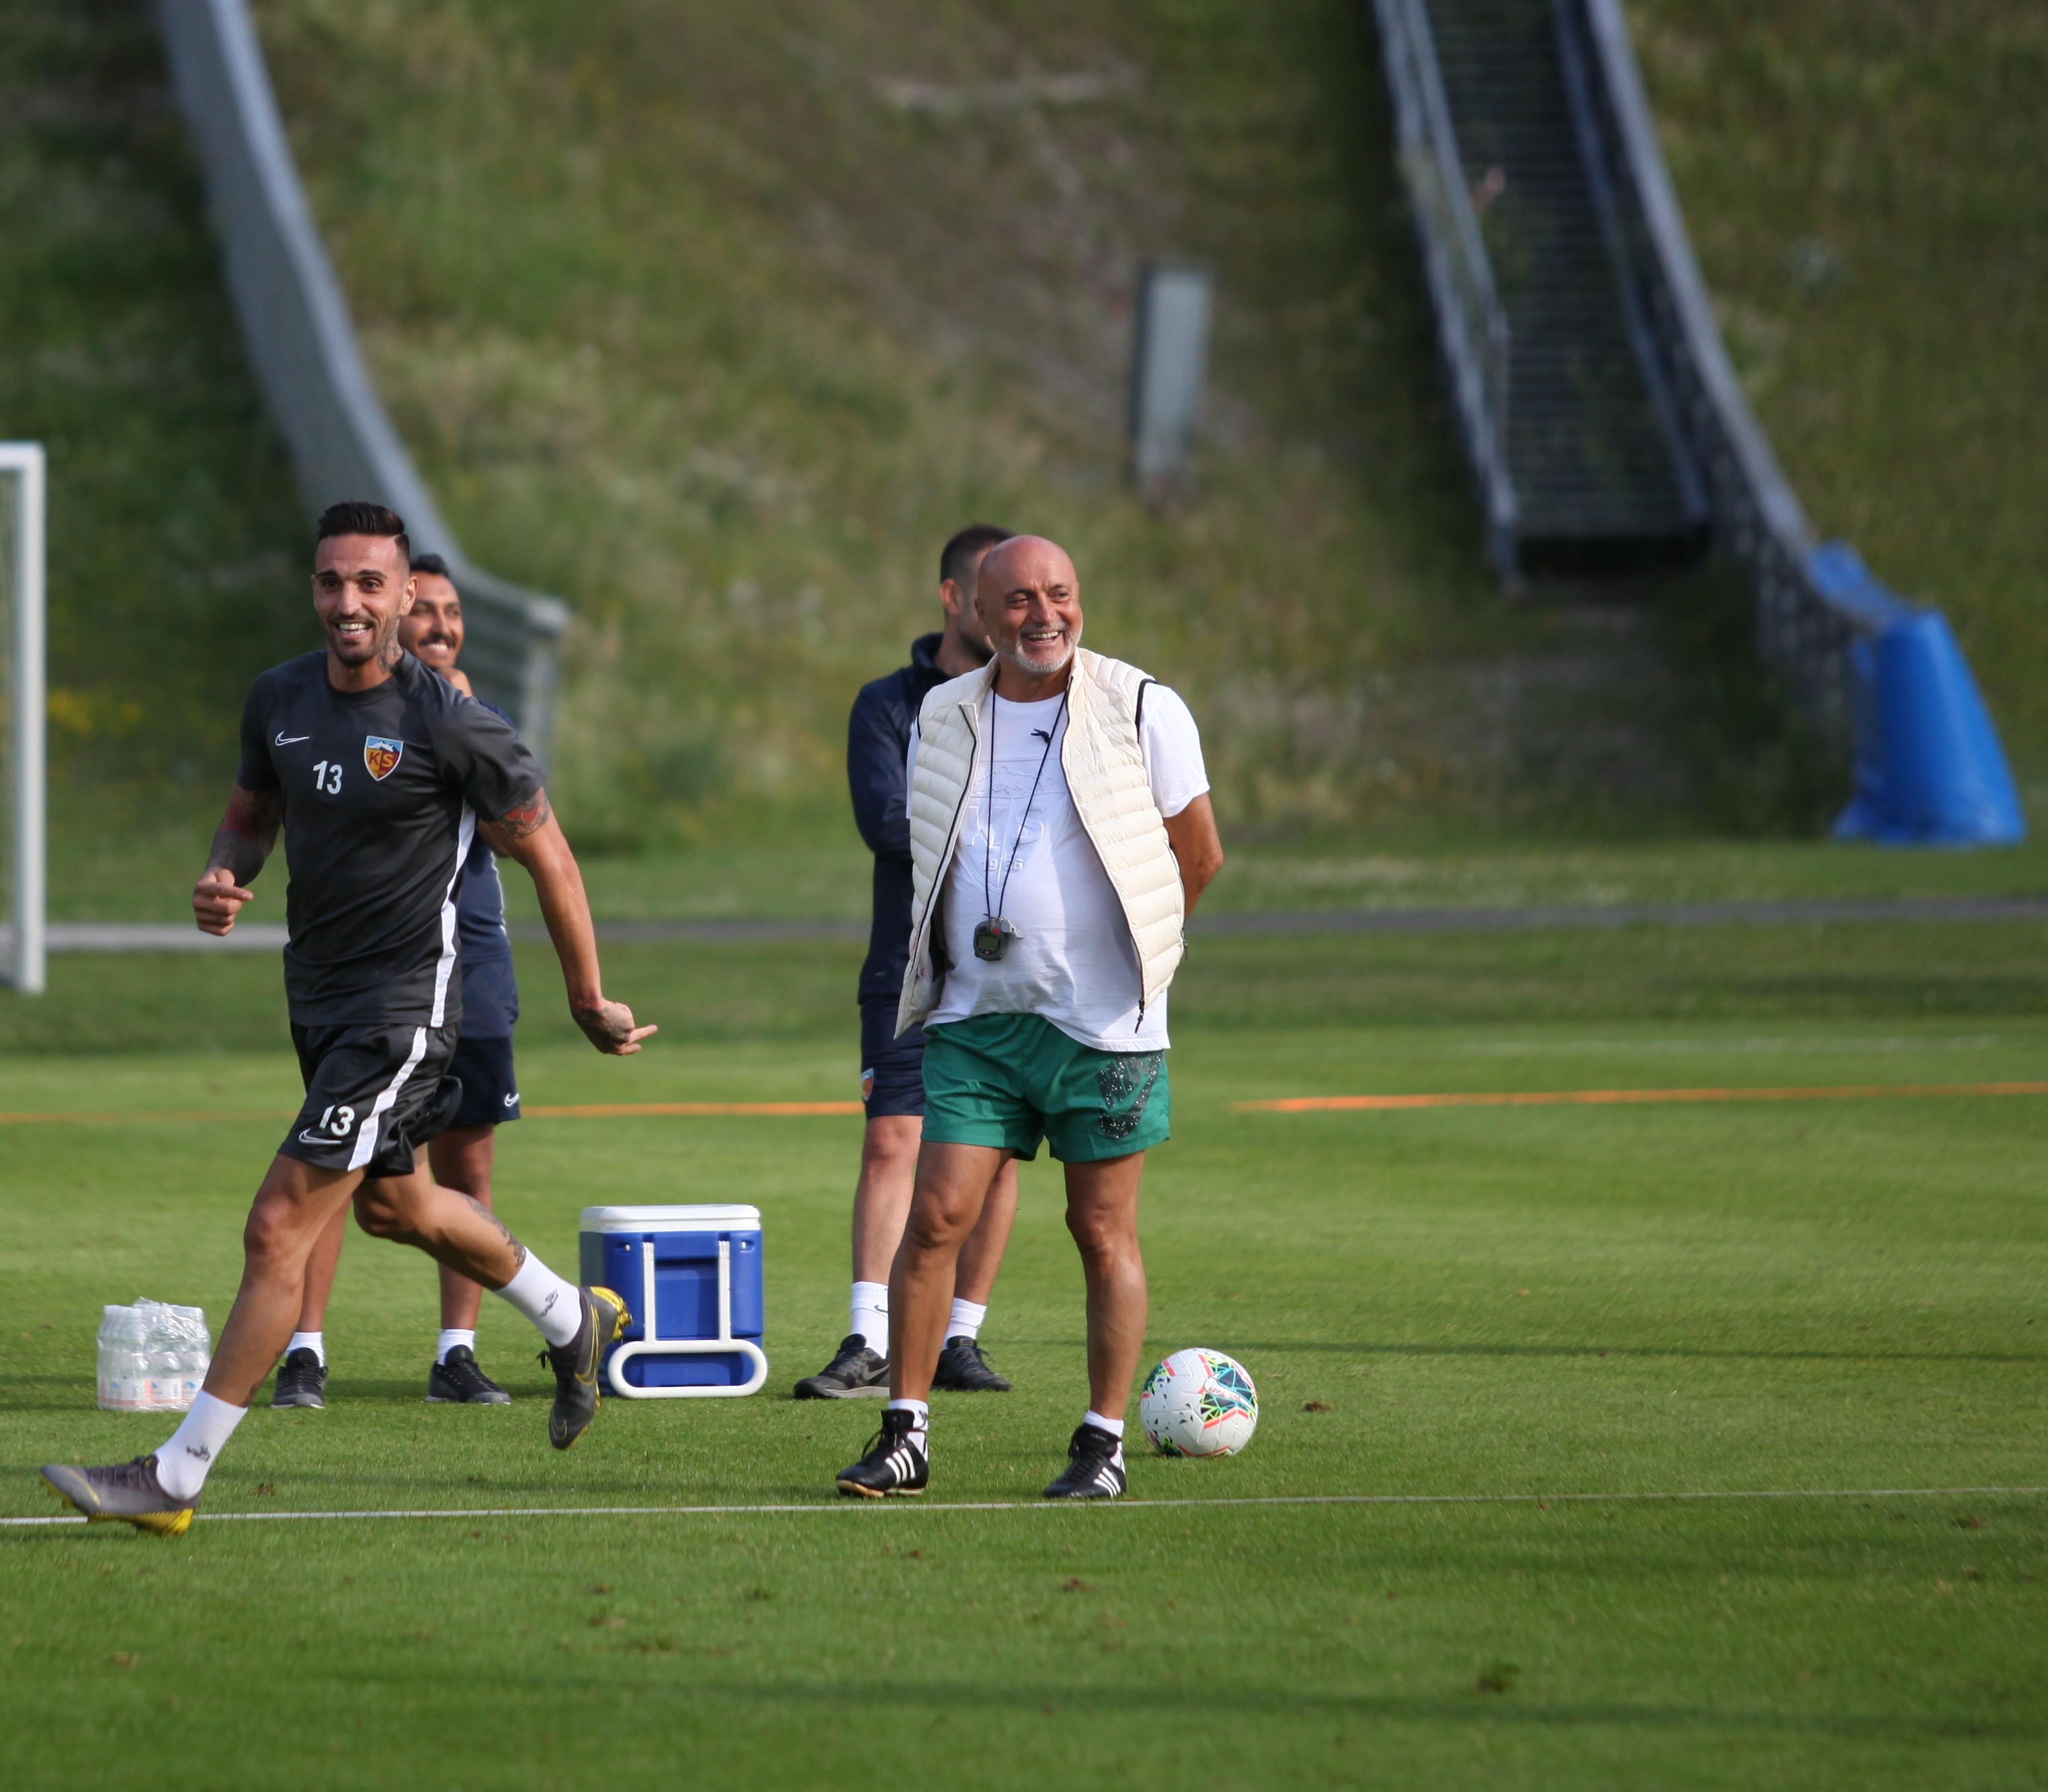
top-left (170, 1304), bottom-right (211, 1407)
top-left (96, 1300), bottom-right (212, 1412)
top-left (96, 1304), bottom-right (148, 1411)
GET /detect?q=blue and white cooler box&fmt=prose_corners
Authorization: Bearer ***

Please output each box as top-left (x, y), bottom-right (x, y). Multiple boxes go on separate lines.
top-left (577, 1205), bottom-right (768, 1398)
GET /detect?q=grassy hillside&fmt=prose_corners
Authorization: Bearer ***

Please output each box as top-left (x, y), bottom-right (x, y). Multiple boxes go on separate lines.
top-left (1630, 0), bottom-right (2048, 766)
top-left (254, 0), bottom-right (1809, 849)
top-left (6, 0), bottom-right (2042, 910)
top-left (0, 1), bottom-right (311, 880)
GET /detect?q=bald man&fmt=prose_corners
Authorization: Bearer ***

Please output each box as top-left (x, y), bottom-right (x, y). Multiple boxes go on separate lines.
top-left (835, 537), bottom-right (1225, 1500)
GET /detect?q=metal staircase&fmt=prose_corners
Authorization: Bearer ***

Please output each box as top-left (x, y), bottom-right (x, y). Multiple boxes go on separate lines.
top-left (1371, 0), bottom-right (1863, 725)
top-left (1427, 0), bottom-right (1702, 562)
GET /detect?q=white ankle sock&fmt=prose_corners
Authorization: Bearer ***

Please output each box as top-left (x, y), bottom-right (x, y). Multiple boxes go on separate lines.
top-left (946, 1298), bottom-right (987, 1342)
top-left (1084, 1410), bottom-right (1125, 1439)
top-left (493, 1252), bottom-right (582, 1347)
top-left (435, 1329), bottom-right (476, 1365)
top-left (850, 1281), bottom-right (889, 1357)
top-left (155, 1392), bottom-right (245, 1500)
top-left (286, 1330), bottom-right (325, 1367)
top-left (885, 1398), bottom-right (929, 1431)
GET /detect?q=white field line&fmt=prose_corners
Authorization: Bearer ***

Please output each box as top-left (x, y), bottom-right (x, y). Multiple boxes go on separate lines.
top-left (5, 1485), bottom-right (2041, 1528)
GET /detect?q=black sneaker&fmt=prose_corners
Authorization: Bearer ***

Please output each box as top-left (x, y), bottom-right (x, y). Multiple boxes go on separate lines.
top-left (1043, 1422), bottom-right (1127, 1500)
top-left (41, 1455), bottom-right (197, 1537)
top-left (794, 1333), bottom-right (890, 1400)
top-left (540, 1285), bottom-right (629, 1450)
top-left (427, 1345), bottom-right (512, 1405)
top-left (933, 1335), bottom-right (1011, 1392)
top-left (835, 1409), bottom-right (929, 1498)
top-left (270, 1348), bottom-right (327, 1410)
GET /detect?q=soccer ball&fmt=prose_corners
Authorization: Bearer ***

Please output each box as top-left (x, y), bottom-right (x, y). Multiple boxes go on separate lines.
top-left (1138, 1349), bottom-right (1258, 1458)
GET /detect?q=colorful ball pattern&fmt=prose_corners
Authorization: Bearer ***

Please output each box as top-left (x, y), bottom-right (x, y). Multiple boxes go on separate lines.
top-left (1138, 1349), bottom-right (1259, 1458)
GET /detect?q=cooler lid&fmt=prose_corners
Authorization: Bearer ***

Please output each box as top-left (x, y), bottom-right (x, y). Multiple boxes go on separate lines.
top-left (580, 1204), bottom-right (762, 1232)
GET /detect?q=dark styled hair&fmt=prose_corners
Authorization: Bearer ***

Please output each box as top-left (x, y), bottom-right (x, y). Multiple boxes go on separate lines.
top-left (939, 523), bottom-right (1013, 592)
top-left (409, 551), bottom-right (452, 581)
top-left (315, 500), bottom-right (410, 564)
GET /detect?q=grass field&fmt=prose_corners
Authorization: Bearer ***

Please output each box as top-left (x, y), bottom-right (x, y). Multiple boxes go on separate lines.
top-left (3, 921), bottom-right (2045, 1788)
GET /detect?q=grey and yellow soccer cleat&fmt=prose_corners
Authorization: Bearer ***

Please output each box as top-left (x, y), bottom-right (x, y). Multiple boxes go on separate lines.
top-left (540, 1285), bottom-right (629, 1450)
top-left (835, 1408), bottom-right (929, 1498)
top-left (41, 1457), bottom-right (197, 1537)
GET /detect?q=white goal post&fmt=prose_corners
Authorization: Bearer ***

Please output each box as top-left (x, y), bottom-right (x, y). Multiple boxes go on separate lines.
top-left (1, 443), bottom-right (45, 996)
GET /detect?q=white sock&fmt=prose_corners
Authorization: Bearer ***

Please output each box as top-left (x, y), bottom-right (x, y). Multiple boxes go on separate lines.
top-left (947, 1298), bottom-right (987, 1342)
top-left (1084, 1410), bottom-right (1126, 1439)
top-left (850, 1281), bottom-right (890, 1357)
top-left (435, 1329), bottom-right (476, 1365)
top-left (286, 1330), bottom-right (325, 1367)
top-left (154, 1392), bottom-right (245, 1500)
top-left (493, 1251), bottom-right (583, 1348)
top-left (885, 1398), bottom-right (929, 1433)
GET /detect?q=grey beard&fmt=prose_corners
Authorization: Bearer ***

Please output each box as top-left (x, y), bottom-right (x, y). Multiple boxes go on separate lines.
top-left (1000, 633), bottom-right (1076, 679)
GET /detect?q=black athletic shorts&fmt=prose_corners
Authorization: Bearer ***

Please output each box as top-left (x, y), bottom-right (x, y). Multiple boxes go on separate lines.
top-left (859, 994), bottom-right (926, 1120)
top-left (283, 1021), bottom-right (463, 1179)
top-left (449, 1031), bottom-right (521, 1130)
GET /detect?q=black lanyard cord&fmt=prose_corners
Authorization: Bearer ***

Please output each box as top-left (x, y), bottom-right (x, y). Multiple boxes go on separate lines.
top-left (983, 691), bottom-right (1068, 925)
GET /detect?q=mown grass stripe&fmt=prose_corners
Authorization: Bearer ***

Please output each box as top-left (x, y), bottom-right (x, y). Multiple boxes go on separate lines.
top-left (9, 1485), bottom-right (2041, 1528)
top-left (12, 1082), bottom-right (2048, 1129)
top-left (1237, 1082), bottom-right (2048, 1113)
top-left (0, 1101), bottom-right (865, 1126)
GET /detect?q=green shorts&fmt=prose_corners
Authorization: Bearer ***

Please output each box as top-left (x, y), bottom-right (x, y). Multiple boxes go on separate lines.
top-left (921, 1014), bottom-right (1170, 1162)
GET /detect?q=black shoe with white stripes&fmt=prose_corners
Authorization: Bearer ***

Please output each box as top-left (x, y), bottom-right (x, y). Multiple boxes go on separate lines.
top-left (835, 1408), bottom-right (929, 1498)
top-left (933, 1335), bottom-right (1011, 1393)
top-left (1043, 1422), bottom-right (1127, 1500)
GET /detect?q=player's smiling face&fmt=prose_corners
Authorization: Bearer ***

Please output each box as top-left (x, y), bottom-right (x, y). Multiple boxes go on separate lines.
top-left (312, 534), bottom-right (415, 673)
top-left (398, 574), bottom-right (464, 674)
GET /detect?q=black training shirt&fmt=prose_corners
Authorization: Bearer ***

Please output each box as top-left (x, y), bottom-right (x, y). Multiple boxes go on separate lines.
top-left (235, 651), bottom-right (543, 1027)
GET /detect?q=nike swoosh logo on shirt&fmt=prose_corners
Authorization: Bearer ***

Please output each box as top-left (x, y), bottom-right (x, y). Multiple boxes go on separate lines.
top-left (275, 733), bottom-right (310, 745)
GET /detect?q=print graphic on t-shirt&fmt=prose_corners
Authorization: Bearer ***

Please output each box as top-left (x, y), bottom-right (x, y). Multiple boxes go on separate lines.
top-left (363, 736), bottom-right (404, 781)
top-left (963, 756), bottom-right (1057, 893)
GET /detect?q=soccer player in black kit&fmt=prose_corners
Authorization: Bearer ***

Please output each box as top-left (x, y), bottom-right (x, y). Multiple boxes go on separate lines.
top-left (41, 503), bottom-right (654, 1535)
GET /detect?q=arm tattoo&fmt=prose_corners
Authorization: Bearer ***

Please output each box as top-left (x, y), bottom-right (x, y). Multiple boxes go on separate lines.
top-left (206, 784), bottom-right (282, 883)
top-left (492, 787), bottom-right (552, 842)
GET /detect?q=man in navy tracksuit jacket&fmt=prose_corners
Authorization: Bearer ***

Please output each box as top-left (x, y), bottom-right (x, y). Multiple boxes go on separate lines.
top-left (794, 526), bottom-right (1023, 1398)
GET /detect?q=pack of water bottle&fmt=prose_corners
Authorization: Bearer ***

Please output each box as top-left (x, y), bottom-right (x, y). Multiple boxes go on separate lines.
top-left (96, 1299), bottom-right (212, 1412)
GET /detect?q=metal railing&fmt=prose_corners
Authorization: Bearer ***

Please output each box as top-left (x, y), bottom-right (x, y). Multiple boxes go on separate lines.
top-left (1371, 0), bottom-right (1519, 574)
top-left (1556, 0), bottom-right (1864, 726)
top-left (153, 0), bottom-right (567, 751)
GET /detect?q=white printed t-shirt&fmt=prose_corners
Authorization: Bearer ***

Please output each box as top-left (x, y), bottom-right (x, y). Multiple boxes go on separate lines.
top-left (909, 682), bottom-right (1208, 1052)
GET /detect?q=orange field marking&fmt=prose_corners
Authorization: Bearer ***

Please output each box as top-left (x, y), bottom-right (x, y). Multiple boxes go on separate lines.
top-left (1234, 1081), bottom-right (2048, 1114)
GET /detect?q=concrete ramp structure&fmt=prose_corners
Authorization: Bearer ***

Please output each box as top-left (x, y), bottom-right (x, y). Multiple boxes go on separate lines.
top-left (1371, 0), bottom-right (2022, 841)
top-left (153, 0), bottom-right (566, 751)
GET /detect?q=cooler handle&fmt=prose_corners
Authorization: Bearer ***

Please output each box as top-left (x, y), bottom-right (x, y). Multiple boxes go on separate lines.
top-left (605, 1235), bottom-right (768, 1400)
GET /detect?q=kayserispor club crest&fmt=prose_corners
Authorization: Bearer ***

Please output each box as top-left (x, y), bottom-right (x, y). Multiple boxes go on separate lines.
top-left (363, 736), bottom-right (404, 781)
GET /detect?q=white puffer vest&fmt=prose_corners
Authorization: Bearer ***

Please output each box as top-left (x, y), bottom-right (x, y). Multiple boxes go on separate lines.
top-left (896, 648), bottom-right (1186, 1038)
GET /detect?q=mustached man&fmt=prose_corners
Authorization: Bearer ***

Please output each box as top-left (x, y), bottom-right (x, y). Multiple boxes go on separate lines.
top-left (42, 503), bottom-right (654, 1534)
